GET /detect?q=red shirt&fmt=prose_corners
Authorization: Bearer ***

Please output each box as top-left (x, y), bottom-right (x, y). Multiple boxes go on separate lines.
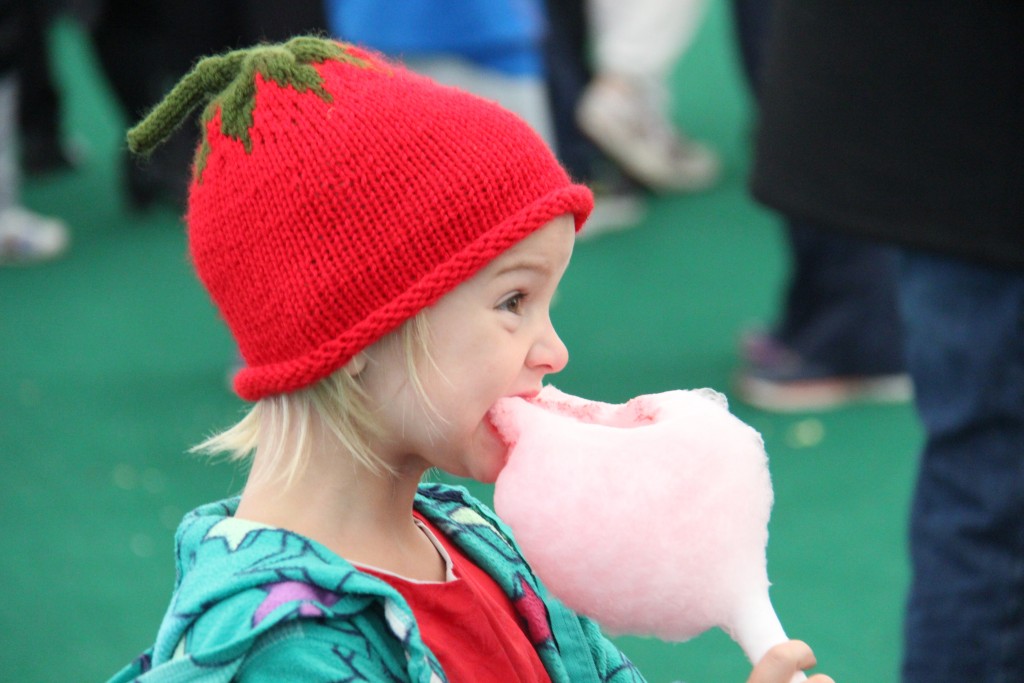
top-left (360, 514), bottom-right (552, 683)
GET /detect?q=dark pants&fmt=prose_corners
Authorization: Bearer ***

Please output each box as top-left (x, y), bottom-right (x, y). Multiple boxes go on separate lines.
top-left (776, 222), bottom-right (905, 375)
top-left (92, 0), bottom-right (327, 207)
top-left (542, 0), bottom-right (637, 191)
top-left (898, 251), bottom-right (1024, 682)
top-left (730, 0), bottom-right (773, 94)
top-left (732, 0), bottom-right (905, 375)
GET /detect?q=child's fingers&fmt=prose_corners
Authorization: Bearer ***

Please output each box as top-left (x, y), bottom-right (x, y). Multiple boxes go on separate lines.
top-left (747, 640), bottom-right (832, 683)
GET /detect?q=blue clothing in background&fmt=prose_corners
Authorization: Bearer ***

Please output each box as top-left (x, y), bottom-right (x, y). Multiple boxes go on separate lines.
top-left (326, 0), bottom-right (546, 76)
top-left (897, 253), bottom-right (1024, 682)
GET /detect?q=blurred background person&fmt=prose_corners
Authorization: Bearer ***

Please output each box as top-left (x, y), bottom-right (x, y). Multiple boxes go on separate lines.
top-left (750, 2), bottom-right (1024, 681)
top-left (575, 0), bottom-right (720, 195)
top-left (327, 0), bottom-right (638, 234)
top-left (729, 0), bottom-right (909, 413)
top-left (542, 0), bottom-right (646, 236)
top-left (325, 0), bottom-right (553, 146)
top-left (16, 0), bottom-right (80, 176)
top-left (0, 0), bottom-right (69, 265)
top-left (90, 0), bottom-right (326, 210)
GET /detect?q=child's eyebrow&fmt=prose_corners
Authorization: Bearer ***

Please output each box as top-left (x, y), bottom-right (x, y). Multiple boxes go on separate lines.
top-left (494, 258), bottom-right (554, 277)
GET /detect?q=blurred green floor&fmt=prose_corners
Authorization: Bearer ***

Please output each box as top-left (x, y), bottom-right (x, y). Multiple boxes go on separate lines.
top-left (1, 7), bottom-right (920, 682)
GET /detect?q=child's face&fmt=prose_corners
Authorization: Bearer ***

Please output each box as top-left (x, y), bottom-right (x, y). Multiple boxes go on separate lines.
top-left (362, 214), bottom-right (576, 483)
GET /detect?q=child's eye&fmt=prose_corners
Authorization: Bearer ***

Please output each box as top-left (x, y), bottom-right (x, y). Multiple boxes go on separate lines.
top-left (498, 292), bottom-right (525, 314)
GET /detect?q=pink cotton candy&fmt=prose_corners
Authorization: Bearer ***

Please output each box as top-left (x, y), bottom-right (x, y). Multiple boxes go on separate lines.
top-left (490, 386), bottom-right (802, 676)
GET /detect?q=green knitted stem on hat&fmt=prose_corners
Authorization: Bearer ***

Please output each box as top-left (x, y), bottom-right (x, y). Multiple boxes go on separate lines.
top-left (125, 36), bottom-right (370, 180)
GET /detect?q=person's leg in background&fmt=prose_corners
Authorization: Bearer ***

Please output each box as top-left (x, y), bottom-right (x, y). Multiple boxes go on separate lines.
top-left (774, 225), bottom-right (904, 378)
top-left (898, 251), bottom-right (1024, 682)
top-left (576, 0), bottom-right (720, 193)
top-left (0, 0), bottom-right (69, 265)
top-left (92, 0), bottom-right (234, 210)
top-left (543, 0), bottom-right (599, 180)
top-left (0, 75), bottom-right (18, 214)
top-left (0, 78), bottom-right (69, 264)
top-left (736, 222), bottom-right (909, 410)
top-left (542, 0), bottom-right (645, 235)
top-left (731, 0), bottom-right (908, 411)
top-left (587, 0), bottom-right (706, 85)
top-left (729, 0), bottom-right (772, 94)
top-left (92, 0), bottom-right (326, 211)
top-left (16, 0), bottom-right (78, 175)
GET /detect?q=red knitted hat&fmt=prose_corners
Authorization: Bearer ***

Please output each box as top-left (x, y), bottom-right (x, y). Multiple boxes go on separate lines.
top-left (128, 38), bottom-right (592, 401)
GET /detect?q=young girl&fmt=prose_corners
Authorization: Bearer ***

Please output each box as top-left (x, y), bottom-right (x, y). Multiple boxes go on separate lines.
top-left (111, 37), bottom-right (831, 683)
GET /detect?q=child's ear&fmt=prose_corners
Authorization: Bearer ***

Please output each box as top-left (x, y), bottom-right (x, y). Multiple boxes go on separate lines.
top-left (344, 353), bottom-right (367, 377)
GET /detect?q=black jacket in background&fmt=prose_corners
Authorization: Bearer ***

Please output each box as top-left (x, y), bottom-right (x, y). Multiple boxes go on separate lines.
top-left (751, 2), bottom-right (1024, 268)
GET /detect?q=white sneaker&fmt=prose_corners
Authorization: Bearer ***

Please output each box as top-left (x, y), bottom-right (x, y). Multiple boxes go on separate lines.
top-left (0, 206), bottom-right (70, 265)
top-left (576, 78), bottom-right (720, 193)
top-left (577, 188), bottom-right (647, 240)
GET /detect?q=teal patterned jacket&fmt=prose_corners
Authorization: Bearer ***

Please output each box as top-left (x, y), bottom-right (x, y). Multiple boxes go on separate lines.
top-left (109, 483), bottom-right (646, 682)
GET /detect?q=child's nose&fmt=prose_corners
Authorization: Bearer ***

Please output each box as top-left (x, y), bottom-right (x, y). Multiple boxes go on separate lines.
top-left (528, 320), bottom-right (569, 375)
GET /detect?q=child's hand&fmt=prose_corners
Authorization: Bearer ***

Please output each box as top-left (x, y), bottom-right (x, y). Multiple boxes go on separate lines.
top-left (747, 640), bottom-right (834, 683)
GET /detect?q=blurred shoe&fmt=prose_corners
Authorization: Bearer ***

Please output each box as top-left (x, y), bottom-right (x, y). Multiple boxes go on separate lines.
top-left (735, 332), bottom-right (912, 412)
top-left (0, 206), bottom-right (70, 265)
top-left (581, 191), bottom-right (645, 239)
top-left (577, 175), bottom-right (647, 240)
top-left (576, 77), bottom-right (720, 194)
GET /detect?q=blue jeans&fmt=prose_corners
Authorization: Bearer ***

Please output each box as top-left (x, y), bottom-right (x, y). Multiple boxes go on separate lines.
top-left (898, 251), bottom-right (1024, 682)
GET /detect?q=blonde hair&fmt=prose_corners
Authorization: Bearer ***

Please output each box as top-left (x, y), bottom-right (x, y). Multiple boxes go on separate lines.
top-left (194, 315), bottom-right (439, 488)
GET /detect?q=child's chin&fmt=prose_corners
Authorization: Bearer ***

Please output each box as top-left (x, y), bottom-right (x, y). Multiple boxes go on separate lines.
top-left (474, 470), bottom-right (501, 485)
top-left (469, 450), bottom-right (505, 484)
top-left (469, 434), bottom-right (508, 483)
